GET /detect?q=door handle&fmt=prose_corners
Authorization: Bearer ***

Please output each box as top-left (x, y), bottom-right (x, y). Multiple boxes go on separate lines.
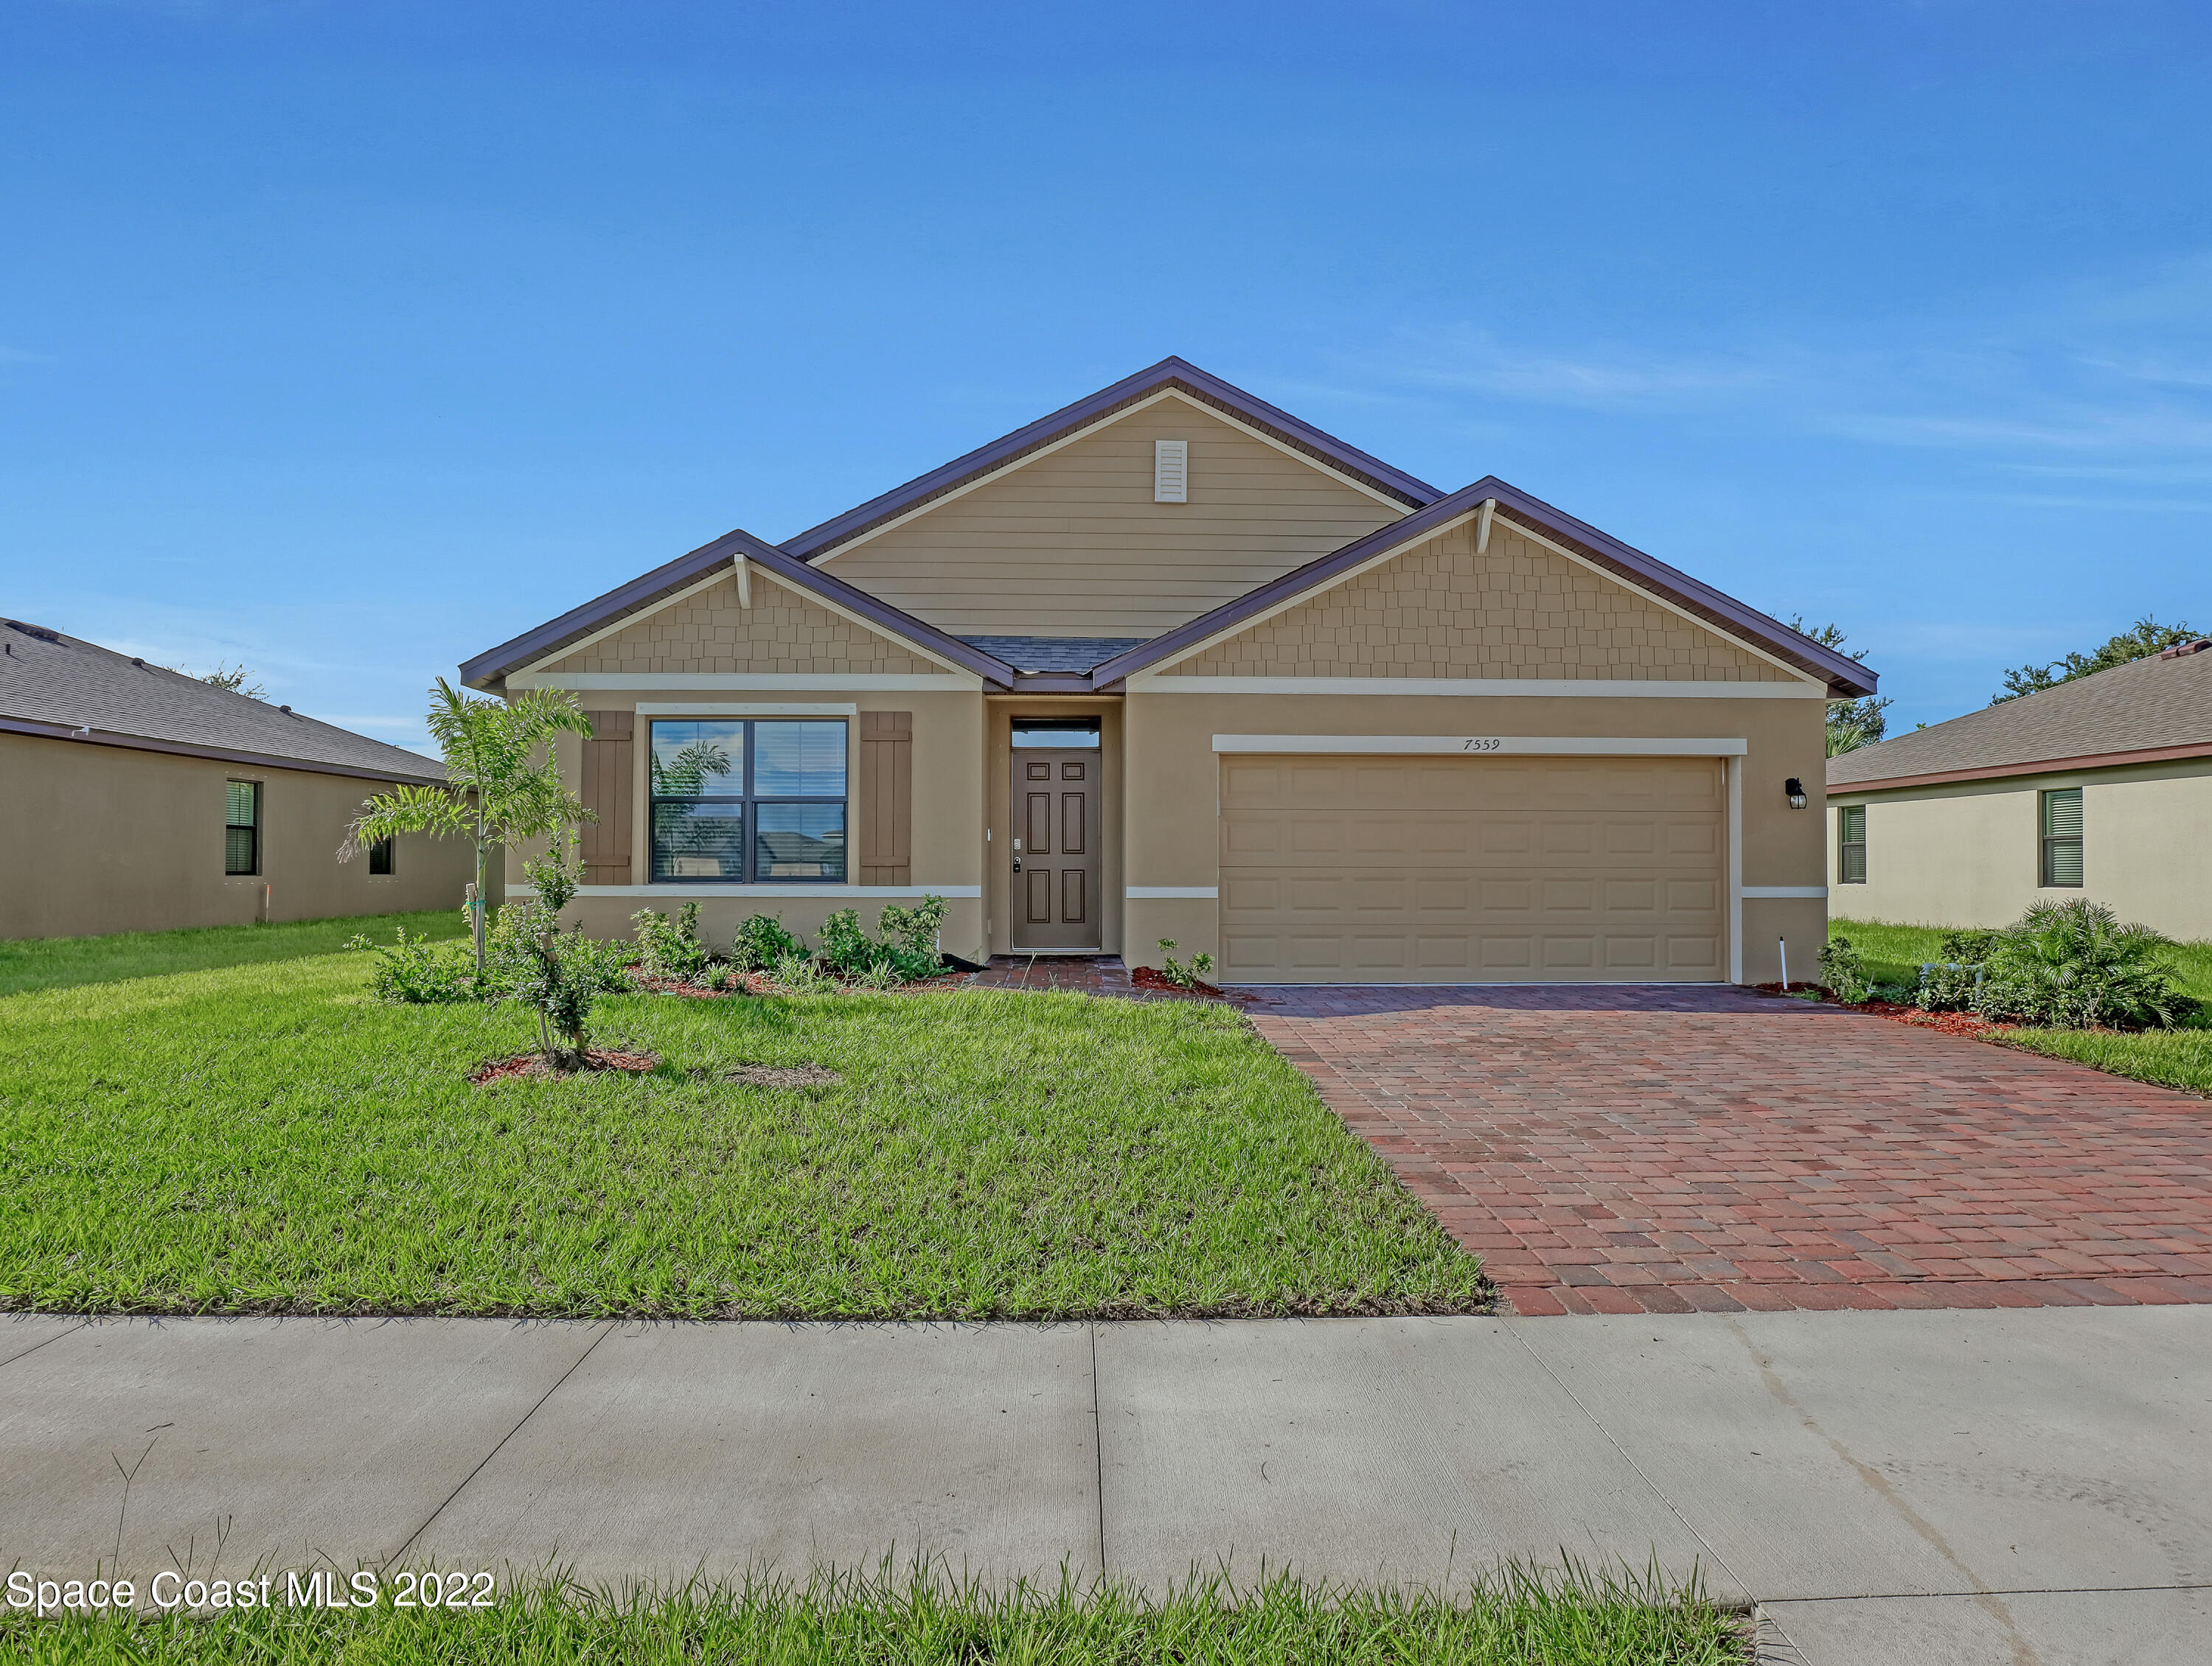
top-left (1011, 855), bottom-right (1022, 873)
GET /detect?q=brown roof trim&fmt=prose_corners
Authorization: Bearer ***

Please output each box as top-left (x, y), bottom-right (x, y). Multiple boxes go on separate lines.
top-left (460, 528), bottom-right (1020, 689)
top-left (779, 358), bottom-right (1444, 561)
top-left (0, 714), bottom-right (448, 786)
top-left (1088, 478), bottom-right (1878, 697)
top-left (1828, 741), bottom-right (2212, 796)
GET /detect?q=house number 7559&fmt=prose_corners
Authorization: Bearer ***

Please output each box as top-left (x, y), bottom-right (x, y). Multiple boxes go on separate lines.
top-left (1461, 738), bottom-right (1503, 751)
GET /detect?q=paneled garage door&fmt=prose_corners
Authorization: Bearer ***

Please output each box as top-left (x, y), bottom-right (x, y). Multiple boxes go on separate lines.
top-left (1218, 753), bottom-right (1726, 983)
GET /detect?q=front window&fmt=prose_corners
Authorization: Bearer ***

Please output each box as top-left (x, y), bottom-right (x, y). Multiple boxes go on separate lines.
top-left (1836, 804), bottom-right (1865, 885)
top-left (649, 719), bottom-right (846, 882)
top-left (2040, 787), bottom-right (2083, 888)
top-left (225, 780), bottom-right (260, 876)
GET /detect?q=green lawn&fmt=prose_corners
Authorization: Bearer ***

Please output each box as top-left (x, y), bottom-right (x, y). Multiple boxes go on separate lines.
top-left (1, 1564), bottom-right (1747, 1665)
top-left (0, 909), bottom-right (469, 998)
top-left (1831, 917), bottom-right (2212, 1095)
top-left (0, 925), bottom-right (1485, 1320)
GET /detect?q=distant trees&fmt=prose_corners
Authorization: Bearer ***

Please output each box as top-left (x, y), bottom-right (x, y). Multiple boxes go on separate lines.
top-left (1786, 617), bottom-right (1893, 757)
top-left (1992, 616), bottom-right (2202, 704)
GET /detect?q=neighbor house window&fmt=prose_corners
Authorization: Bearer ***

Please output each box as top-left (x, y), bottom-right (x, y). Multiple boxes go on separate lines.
top-left (2040, 787), bottom-right (2083, 887)
top-left (225, 781), bottom-right (260, 876)
top-left (367, 834), bottom-right (395, 876)
top-left (1836, 804), bottom-right (1866, 885)
top-left (649, 719), bottom-right (846, 882)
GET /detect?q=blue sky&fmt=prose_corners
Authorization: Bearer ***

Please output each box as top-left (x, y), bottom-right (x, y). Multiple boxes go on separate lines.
top-left (4, 1), bottom-right (2208, 753)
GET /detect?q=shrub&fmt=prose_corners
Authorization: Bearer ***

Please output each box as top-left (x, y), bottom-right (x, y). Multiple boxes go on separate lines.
top-left (496, 838), bottom-right (602, 1066)
top-left (813, 897), bottom-right (949, 983)
top-left (346, 927), bottom-right (482, 1003)
top-left (563, 931), bottom-right (640, 996)
top-left (632, 901), bottom-right (711, 983)
top-left (731, 913), bottom-right (807, 972)
top-left (1819, 936), bottom-right (1870, 1004)
top-left (1971, 899), bottom-right (2194, 1030)
top-left (772, 949), bottom-right (832, 993)
top-left (1156, 938), bottom-right (1218, 991)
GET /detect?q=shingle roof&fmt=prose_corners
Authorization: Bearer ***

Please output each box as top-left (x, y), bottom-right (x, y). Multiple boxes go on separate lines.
top-left (1828, 641), bottom-right (2212, 790)
top-left (956, 636), bottom-right (1150, 673)
top-left (0, 618), bottom-right (447, 784)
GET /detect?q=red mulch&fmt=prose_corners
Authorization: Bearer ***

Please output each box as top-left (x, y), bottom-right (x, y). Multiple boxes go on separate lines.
top-left (1129, 965), bottom-right (1245, 1001)
top-left (470, 1047), bottom-right (660, 1085)
top-left (1750, 983), bottom-right (2019, 1038)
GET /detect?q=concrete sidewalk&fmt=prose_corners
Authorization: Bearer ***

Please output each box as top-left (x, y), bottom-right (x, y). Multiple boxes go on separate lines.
top-left (4, 1307), bottom-right (2208, 1664)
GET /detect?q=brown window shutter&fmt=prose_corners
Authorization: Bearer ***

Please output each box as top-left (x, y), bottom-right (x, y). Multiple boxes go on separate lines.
top-left (858, 711), bottom-right (912, 885)
top-left (579, 710), bottom-right (634, 884)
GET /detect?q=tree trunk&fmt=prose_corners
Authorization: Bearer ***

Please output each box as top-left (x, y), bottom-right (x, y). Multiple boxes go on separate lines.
top-left (473, 842), bottom-right (489, 971)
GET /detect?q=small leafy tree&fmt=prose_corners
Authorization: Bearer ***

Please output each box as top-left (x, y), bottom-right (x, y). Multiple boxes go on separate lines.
top-left (342, 678), bottom-right (594, 970)
top-left (1994, 616), bottom-right (2200, 704)
top-left (495, 837), bottom-right (600, 1067)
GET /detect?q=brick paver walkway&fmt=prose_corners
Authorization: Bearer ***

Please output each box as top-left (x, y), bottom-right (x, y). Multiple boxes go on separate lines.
top-left (1248, 985), bottom-right (2212, 1316)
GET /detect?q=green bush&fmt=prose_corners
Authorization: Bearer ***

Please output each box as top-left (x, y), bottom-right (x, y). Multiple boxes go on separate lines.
top-left (731, 912), bottom-right (807, 972)
top-left (1155, 938), bottom-right (1218, 990)
top-left (632, 900), bottom-right (711, 983)
top-left (813, 897), bottom-right (949, 983)
top-left (1972, 899), bottom-right (2196, 1030)
top-left (344, 927), bottom-right (482, 1003)
top-left (1818, 935), bottom-right (1870, 1003)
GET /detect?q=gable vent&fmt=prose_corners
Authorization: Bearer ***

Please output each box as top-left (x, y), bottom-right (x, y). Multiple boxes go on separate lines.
top-left (1153, 439), bottom-right (1189, 503)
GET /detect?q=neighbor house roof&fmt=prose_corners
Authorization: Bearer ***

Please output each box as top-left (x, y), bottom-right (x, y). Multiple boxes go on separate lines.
top-left (0, 618), bottom-right (447, 784)
top-left (781, 357), bottom-right (1445, 562)
top-left (1829, 638), bottom-right (2212, 793)
top-left (1090, 478), bottom-right (1878, 697)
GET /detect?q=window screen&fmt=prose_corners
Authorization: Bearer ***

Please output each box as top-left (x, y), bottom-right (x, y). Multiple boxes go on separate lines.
top-left (649, 719), bottom-right (846, 882)
top-left (225, 781), bottom-right (260, 876)
top-left (1837, 804), bottom-right (1866, 885)
top-left (2040, 787), bottom-right (2083, 887)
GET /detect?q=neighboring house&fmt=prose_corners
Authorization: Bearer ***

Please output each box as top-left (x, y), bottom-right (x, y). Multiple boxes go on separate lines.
top-left (463, 358), bottom-right (1872, 984)
top-left (1827, 638), bottom-right (2212, 939)
top-left (0, 619), bottom-right (480, 939)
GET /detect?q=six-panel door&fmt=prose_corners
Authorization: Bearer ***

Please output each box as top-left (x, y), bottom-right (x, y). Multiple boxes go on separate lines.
top-left (1012, 749), bottom-right (1103, 951)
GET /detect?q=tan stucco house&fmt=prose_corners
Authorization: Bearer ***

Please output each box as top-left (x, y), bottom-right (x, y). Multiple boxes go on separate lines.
top-left (1, 618), bottom-right (479, 940)
top-left (464, 358), bottom-right (1872, 984)
top-left (1828, 638), bottom-right (2212, 939)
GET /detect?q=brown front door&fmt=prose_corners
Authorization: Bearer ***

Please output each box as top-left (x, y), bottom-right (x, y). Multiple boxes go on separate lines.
top-left (1012, 748), bottom-right (1102, 950)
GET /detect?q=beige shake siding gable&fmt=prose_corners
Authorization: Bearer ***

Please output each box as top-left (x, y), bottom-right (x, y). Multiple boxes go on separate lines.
top-left (540, 574), bottom-right (943, 677)
top-left (1159, 520), bottom-right (1795, 681)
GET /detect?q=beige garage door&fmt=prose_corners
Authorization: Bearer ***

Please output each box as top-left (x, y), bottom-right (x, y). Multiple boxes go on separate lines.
top-left (1218, 753), bottom-right (1726, 983)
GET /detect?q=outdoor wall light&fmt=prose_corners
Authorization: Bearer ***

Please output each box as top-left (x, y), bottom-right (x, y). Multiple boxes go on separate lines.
top-left (1784, 777), bottom-right (1809, 809)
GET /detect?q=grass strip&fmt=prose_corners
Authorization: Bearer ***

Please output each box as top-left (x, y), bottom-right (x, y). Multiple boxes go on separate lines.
top-left (0, 947), bottom-right (1484, 1319)
top-left (1, 1561), bottom-right (1748, 1665)
top-left (0, 911), bottom-right (469, 998)
top-left (1830, 918), bottom-right (2212, 1094)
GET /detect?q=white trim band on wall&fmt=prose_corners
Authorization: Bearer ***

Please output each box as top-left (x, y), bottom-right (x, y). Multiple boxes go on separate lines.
top-left (633, 702), bottom-right (858, 716)
top-left (1211, 734), bottom-right (1749, 757)
top-left (1126, 887), bottom-right (1219, 899)
top-left (515, 885), bottom-right (984, 899)
top-left (1138, 676), bottom-right (1826, 699)
top-left (1742, 886), bottom-right (1829, 899)
top-left (507, 672), bottom-right (980, 691)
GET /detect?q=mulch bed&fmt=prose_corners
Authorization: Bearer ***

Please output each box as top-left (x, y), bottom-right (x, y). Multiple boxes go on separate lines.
top-left (470, 1047), bottom-right (661, 1085)
top-left (726, 1063), bottom-right (844, 1088)
top-left (1753, 983), bottom-right (2020, 1037)
top-left (1127, 965), bottom-right (1262, 1003)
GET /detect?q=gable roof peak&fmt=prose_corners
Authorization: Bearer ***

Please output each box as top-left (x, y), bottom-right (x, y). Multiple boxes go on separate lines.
top-left (780, 357), bottom-right (1444, 562)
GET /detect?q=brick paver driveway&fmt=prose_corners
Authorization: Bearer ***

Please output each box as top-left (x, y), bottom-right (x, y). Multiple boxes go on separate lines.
top-left (1249, 985), bottom-right (2212, 1316)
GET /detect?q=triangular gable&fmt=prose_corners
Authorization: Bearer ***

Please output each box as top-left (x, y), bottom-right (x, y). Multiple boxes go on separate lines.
top-left (782, 356), bottom-right (1444, 562)
top-left (460, 529), bottom-right (1017, 690)
top-left (811, 393), bottom-right (1411, 639)
top-left (1145, 513), bottom-right (1801, 684)
top-left (1095, 480), bottom-right (1877, 697)
top-left (535, 571), bottom-right (951, 678)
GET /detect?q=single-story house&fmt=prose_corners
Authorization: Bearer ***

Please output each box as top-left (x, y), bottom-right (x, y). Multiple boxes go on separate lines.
top-left (1, 618), bottom-right (481, 940)
top-left (463, 358), bottom-right (1873, 984)
top-left (1827, 637), bottom-right (2212, 939)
